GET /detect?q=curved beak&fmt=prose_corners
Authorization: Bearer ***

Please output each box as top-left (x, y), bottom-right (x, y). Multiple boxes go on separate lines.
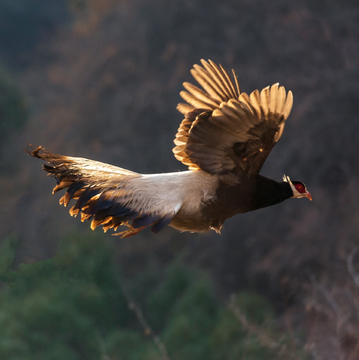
top-left (306, 191), bottom-right (312, 201)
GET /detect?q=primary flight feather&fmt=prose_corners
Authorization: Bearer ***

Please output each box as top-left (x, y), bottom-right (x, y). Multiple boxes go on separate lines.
top-left (27, 59), bottom-right (311, 238)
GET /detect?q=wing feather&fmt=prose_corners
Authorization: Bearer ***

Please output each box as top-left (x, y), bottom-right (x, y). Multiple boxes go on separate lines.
top-left (172, 60), bottom-right (294, 176)
top-left (216, 61), bottom-right (239, 98)
top-left (177, 103), bottom-right (195, 115)
top-left (282, 90), bottom-right (293, 119)
top-left (260, 85), bottom-right (270, 116)
top-left (182, 82), bottom-right (219, 108)
top-left (192, 66), bottom-right (227, 101)
top-left (276, 86), bottom-right (286, 114)
top-left (179, 91), bottom-right (213, 110)
top-left (201, 60), bottom-right (232, 100)
top-left (249, 89), bottom-right (261, 118)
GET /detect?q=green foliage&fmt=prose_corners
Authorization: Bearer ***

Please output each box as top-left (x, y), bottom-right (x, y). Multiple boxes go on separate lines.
top-left (0, 233), bottom-right (307, 360)
top-left (0, 234), bottom-right (17, 278)
top-left (0, 233), bottom-right (132, 360)
top-left (0, 63), bottom-right (28, 141)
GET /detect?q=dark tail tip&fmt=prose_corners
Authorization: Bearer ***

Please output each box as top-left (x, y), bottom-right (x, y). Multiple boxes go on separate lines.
top-left (24, 143), bottom-right (43, 158)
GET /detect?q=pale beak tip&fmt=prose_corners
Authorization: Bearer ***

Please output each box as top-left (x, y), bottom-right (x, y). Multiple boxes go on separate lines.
top-left (306, 192), bottom-right (312, 201)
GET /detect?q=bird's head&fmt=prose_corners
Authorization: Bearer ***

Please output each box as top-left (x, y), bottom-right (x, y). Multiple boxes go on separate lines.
top-left (283, 175), bottom-right (312, 201)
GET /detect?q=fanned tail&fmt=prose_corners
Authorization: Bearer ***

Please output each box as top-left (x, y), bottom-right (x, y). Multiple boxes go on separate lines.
top-left (26, 144), bottom-right (175, 237)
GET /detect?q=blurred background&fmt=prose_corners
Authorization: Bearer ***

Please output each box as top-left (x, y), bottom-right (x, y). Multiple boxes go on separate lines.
top-left (1, 0), bottom-right (359, 358)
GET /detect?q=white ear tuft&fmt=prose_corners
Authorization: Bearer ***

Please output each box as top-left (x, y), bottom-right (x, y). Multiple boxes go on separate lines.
top-left (283, 174), bottom-right (291, 183)
top-left (283, 174), bottom-right (301, 198)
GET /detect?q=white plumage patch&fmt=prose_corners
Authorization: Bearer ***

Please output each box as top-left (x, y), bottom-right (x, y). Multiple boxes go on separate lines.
top-left (119, 170), bottom-right (219, 216)
top-left (27, 144), bottom-right (221, 237)
top-left (283, 174), bottom-right (299, 198)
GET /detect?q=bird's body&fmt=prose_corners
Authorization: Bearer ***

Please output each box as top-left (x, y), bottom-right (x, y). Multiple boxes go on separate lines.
top-left (27, 59), bottom-right (311, 237)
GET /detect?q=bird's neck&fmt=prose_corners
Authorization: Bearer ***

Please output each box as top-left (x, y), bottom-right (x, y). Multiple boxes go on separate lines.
top-left (249, 175), bottom-right (293, 211)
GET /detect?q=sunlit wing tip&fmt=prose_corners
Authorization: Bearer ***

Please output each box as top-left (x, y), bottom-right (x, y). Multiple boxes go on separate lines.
top-left (200, 58), bottom-right (209, 67)
top-left (282, 90), bottom-right (293, 119)
top-left (260, 86), bottom-right (270, 115)
top-left (231, 68), bottom-right (241, 95)
top-left (276, 86), bottom-right (286, 115)
top-left (269, 83), bottom-right (279, 113)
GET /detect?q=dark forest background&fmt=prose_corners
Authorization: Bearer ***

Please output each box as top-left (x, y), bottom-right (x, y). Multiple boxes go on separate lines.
top-left (1, 0), bottom-right (359, 358)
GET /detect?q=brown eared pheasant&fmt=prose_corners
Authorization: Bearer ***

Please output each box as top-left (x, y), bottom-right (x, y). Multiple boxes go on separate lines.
top-left (27, 59), bottom-right (312, 238)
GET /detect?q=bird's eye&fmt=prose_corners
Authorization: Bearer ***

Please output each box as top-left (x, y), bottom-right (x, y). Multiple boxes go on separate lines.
top-left (295, 184), bottom-right (305, 193)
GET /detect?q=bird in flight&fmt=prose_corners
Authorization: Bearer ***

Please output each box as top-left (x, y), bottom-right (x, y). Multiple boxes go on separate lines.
top-left (27, 59), bottom-right (311, 238)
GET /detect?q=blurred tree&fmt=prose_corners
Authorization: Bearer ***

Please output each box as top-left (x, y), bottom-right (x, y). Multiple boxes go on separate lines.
top-left (0, 0), bottom-right (69, 69)
top-left (0, 232), bottom-right (307, 359)
top-left (0, 234), bottom-right (17, 277)
top-left (0, 62), bottom-right (29, 175)
top-left (0, 63), bottom-right (28, 141)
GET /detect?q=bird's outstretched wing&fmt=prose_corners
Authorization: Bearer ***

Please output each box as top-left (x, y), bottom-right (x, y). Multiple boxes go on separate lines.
top-left (173, 59), bottom-right (293, 177)
top-left (26, 145), bottom-right (176, 237)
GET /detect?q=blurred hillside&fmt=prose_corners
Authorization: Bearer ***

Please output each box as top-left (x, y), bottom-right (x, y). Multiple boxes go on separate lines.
top-left (0, 0), bottom-right (69, 69)
top-left (1, 0), bottom-right (359, 358)
top-left (0, 233), bottom-right (308, 359)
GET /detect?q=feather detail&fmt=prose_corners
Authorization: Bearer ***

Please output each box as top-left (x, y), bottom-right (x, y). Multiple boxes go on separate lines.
top-left (182, 82), bottom-right (220, 108)
top-left (180, 91), bottom-right (213, 110)
top-left (173, 61), bottom-right (294, 176)
top-left (26, 145), bottom-right (219, 237)
top-left (282, 90), bottom-right (293, 119)
top-left (177, 103), bottom-right (195, 115)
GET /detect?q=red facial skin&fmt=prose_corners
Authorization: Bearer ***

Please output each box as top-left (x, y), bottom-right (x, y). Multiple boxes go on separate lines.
top-left (295, 183), bottom-right (306, 193)
top-left (294, 183), bottom-right (312, 201)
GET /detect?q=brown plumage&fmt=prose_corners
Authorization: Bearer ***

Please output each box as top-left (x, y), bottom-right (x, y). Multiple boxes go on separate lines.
top-left (27, 59), bottom-right (311, 237)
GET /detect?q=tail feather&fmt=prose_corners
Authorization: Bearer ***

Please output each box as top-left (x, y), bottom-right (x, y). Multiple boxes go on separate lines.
top-left (26, 144), bottom-right (178, 237)
top-left (151, 214), bottom-right (175, 233)
top-left (132, 213), bottom-right (163, 229)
